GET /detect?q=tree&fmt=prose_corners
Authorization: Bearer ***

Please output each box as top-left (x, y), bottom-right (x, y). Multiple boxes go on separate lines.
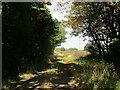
top-left (2, 2), bottom-right (67, 80)
top-left (84, 43), bottom-right (98, 54)
top-left (63, 2), bottom-right (120, 70)
top-left (64, 2), bottom-right (120, 57)
top-left (67, 48), bottom-right (78, 51)
top-left (84, 44), bottom-right (91, 51)
top-left (60, 47), bottom-right (66, 51)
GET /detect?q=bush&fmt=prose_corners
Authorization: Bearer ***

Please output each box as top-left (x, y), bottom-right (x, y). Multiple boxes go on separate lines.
top-left (60, 47), bottom-right (66, 51)
top-left (67, 48), bottom-right (78, 51)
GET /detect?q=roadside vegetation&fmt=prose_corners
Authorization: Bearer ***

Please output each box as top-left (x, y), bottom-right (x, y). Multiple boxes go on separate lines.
top-left (2, 2), bottom-right (67, 89)
top-left (2, 2), bottom-right (120, 90)
top-left (3, 50), bottom-right (119, 89)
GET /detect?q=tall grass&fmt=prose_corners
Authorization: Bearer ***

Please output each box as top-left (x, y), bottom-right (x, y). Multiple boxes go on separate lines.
top-left (56, 51), bottom-right (120, 89)
top-left (71, 60), bottom-right (119, 89)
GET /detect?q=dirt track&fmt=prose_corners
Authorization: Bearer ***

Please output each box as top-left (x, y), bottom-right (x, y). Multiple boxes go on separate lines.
top-left (11, 62), bottom-right (77, 90)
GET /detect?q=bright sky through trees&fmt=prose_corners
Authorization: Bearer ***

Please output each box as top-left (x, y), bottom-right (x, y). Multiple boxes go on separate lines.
top-left (47, 1), bottom-right (88, 50)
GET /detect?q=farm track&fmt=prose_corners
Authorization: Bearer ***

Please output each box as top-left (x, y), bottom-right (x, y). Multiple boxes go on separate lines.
top-left (10, 60), bottom-right (77, 90)
top-left (4, 51), bottom-right (119, 90)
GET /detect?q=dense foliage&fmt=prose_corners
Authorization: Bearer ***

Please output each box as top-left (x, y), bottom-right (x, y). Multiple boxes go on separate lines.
top-left (64, 2), bottom-right (120, 67)
top-left (2, 2), bottom-right (67, 80)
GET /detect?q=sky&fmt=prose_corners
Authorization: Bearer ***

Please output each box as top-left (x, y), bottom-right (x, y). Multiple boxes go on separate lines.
top-left (47, 1), bottom-right (88, 50)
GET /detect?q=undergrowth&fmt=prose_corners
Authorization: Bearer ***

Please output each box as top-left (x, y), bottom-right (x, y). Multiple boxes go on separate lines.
top-left (70, 54), bottom-right (120, 89)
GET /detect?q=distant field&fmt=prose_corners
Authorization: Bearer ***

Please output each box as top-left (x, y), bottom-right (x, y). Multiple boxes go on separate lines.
top-left (54, 50), bottom-right (90, 62)
top-left (55, 50), bottom-right (90, 57)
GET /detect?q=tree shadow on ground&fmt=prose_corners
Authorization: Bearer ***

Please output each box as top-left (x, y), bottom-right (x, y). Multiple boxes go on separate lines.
top-left (7, 61), bottom-right (77, 90)
top-left (3, 57), bottom-right (117, 90)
